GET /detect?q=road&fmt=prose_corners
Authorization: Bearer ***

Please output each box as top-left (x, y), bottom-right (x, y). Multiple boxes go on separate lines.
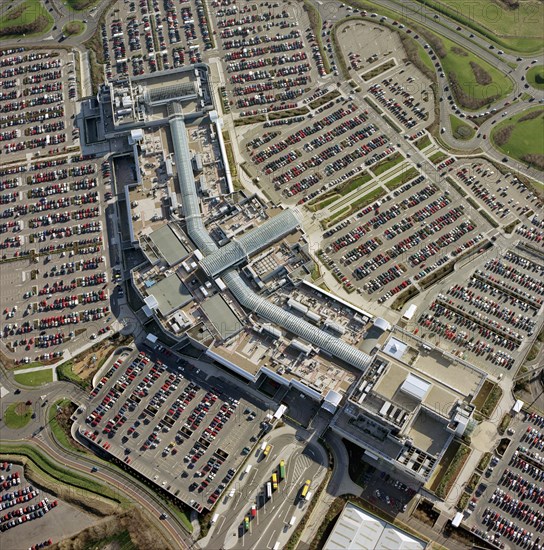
top-left (313, 0), bottom-right (544, 180)
top-left (0, 371), bottom-right (193, 549)
top-left (201, 430), bottom-right (328, 550)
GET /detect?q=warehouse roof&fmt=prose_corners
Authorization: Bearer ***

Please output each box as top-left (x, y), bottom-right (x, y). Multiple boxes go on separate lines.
top-left (200, 209), bottom-right (300, 278)
top-left (324, 503), bottom-right (426, 550)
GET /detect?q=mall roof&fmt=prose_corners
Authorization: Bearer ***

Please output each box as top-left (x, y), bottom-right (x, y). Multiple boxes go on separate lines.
top-left (200, 293), bottom-right (243, 340)
top-left (169, 115), bottom-right (218, 255)
top-left (223, 271), bottom-right (372, 371)
top-left (148, 224), bottom-right (189, 266)
top-left (199, 209), bottom-right (300, 278)
top-left (147, 273), bottom-right (193, 317)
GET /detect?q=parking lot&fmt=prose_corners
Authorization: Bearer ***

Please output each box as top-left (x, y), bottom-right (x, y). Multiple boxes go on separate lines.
top-left (417, 243), bottom-right (544, 372)
top-left (242, 94), bottom-right (395, 203)
top-left (0, 461), bottom-right (95, 548)
top-left (77, 348), bottom-right (271, 513)
top-left (102, 0), bottom-right (212, 81)
top-left (0, 48), bottom-right (78, 161)
top-left (451, 159), bottom-right (542, 228)
top-left (211, 0), bottom-right (325, 119)
top-left (469, 412), bottom-right (544, 549)
top-left (318, 169), bottom-right (486, 302)
top-left (0, 154), bottom-right (113, 363)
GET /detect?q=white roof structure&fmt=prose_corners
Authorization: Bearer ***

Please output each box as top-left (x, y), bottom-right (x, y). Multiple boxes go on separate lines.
top-left (373, 317), bottom-right (391, 332)
top-left (400, 373), bottom-right (431, 402)
top-left (322, 390), bottom-right (342, 414)
top-left (402, 303), bottom-right (417, 321)
top-left (324, 503), bottom-right (427, 550)
top-left (382, 337), bottom-right (408, 360)
top-left (513, 399), bottom-right (524, 413)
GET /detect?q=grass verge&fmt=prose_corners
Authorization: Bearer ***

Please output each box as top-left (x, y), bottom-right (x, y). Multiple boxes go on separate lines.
top-left (0, 443), bottom-right (125, 504)
top-left (370, 153), bottom-right (402, 176)
top-left (477, 452), bottom-right (491, 472)
top-left (0, 0), bottom-right (53, 37)
top-left (14, 368), bottom-right (53, 386)
top-left (435, 443), bottom-right (470, 499)
top-left (385, 167), bottom-right (419, 190)
top-left (300, 0), bottom-right (330, 74)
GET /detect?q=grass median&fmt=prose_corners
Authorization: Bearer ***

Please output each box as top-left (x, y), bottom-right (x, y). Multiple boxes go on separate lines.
top-left (449, 114), bottom-right (475, 140)
top-left (14, 368), bottom-right (53, 386)
top-left (0, 443), bottom-right (126, 504)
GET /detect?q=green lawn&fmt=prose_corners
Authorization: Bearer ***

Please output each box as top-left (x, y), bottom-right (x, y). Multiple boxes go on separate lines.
top-left (0, 0), bottom-right (53, 36)
top-left (66, 0), bottom-right (98, 9)
top-left (527, 65), bottom-right (544, 91)
top-left (491, 107), bottom-right (544, 170)
top-left (449, 114), bottom-right (475, 140)
top-left (437, 34), bottom-right (514, 110)
top-left (56, 360), bottom-right (89, 389)
top-left (4, 402), bottom-right (33, 429)
top-left (413, 0), bottom-right (543, 53)
top-left (415, 135), bottom-right (432, 150)
top-left (14, 368), bottom-right (53, 386)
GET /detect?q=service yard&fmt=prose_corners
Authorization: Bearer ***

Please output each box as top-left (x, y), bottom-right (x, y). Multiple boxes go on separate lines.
top-left (76, 348), bottom-right (271, 514)
top-left (0, 153), bottom-right (113, 364)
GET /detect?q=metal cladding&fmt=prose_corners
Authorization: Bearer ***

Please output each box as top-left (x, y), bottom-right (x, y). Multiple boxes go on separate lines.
top-left (200, 209), bottom-right (300, 278)
top-left (169, 115), bottom-right (218, 255)
top-left (169, 115), bottom-right (372, 372)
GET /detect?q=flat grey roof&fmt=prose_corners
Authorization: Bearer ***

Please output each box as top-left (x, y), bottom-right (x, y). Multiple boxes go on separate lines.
top-left (148, 273), bottom-right (193, 317)
top-left (200, 294), bottom-right (243, 340)
top-left (149, 224), bottom-right (189, 266)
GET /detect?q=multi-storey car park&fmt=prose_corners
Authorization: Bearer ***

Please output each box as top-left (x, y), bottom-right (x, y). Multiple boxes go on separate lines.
top-left (1, 0), bottom-right (544, 547)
